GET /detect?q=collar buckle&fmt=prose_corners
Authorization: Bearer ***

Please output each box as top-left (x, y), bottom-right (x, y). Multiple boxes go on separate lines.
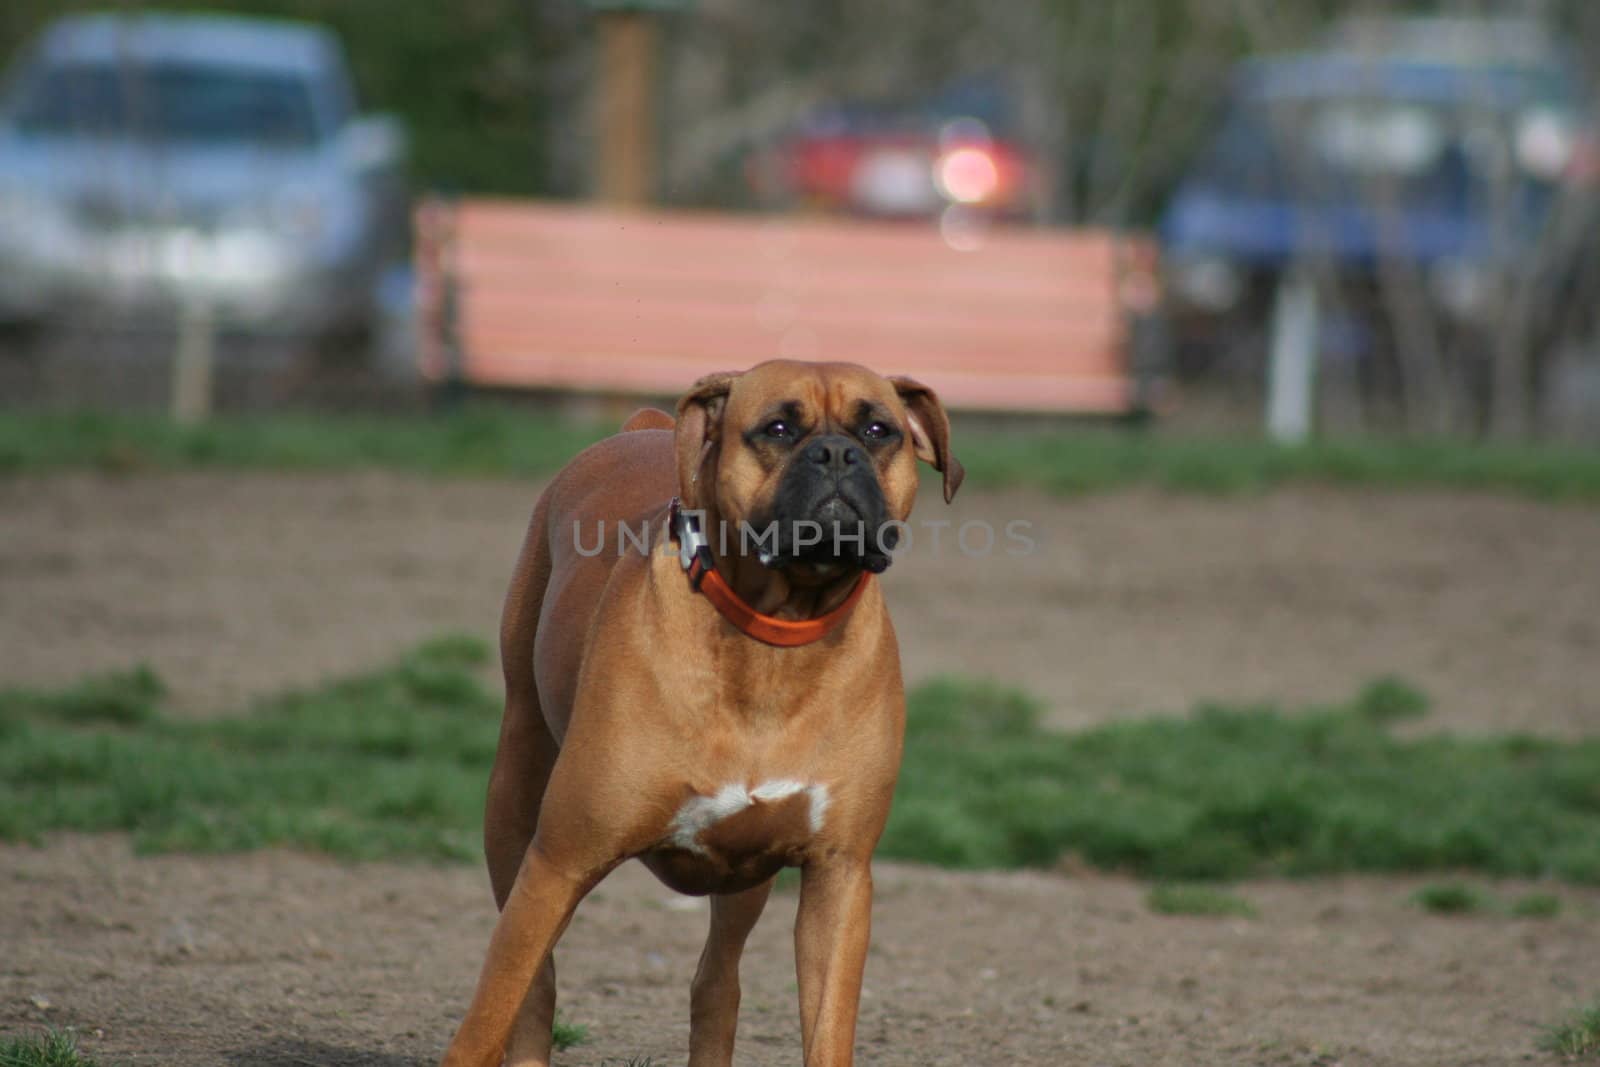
top-left (668, 497), bottom-right (713, 589)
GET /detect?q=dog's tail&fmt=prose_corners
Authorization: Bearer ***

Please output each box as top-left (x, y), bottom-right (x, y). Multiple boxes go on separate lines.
top-left (621, 407), bottom-right (675, 433)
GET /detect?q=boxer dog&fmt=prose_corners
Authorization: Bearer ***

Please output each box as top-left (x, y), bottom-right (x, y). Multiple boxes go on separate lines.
top-left (440, 359), bottom-right (962, 1067)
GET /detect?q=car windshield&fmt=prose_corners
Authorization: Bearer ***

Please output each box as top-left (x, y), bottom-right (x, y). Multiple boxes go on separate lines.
top-left (10, 60), bottom-right (321, 147)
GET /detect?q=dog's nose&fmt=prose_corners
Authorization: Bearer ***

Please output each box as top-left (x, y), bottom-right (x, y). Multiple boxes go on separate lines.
top-left (803, 435), bottom-right (863, 473)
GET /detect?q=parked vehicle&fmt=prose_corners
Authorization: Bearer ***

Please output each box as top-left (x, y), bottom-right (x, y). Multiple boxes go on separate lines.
top-left (1159, 17), bottom-right (1600, 424)
top-left (0, 13), bottom-right (408, 348)
top-left (750, 79), bottom-right (1042, 222)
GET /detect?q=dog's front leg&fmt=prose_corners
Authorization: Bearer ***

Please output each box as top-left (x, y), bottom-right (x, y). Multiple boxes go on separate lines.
top-left (688, 877), bottom-right (776, 1067)
top-left (793, 859), bottom-right (873, 1067)
top-left (440, 844), bottom-right (608, 1067)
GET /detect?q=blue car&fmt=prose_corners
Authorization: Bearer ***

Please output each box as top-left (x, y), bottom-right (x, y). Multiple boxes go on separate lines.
top-left (1160, 29), bottom-right (1599, 408)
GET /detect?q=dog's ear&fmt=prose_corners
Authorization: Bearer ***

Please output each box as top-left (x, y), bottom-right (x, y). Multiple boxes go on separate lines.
top-left (675, 371), bottom-right (741, 506)
top-left (890, 375), bottom-right (964, 504)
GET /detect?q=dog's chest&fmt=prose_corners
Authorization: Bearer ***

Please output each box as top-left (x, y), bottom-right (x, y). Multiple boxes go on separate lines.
top-left (641, 779), bottom-right (830, 895)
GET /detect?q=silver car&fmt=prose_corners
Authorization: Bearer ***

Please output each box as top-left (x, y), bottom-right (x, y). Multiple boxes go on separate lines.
top-left (0, 12), bottom-right (407, 342)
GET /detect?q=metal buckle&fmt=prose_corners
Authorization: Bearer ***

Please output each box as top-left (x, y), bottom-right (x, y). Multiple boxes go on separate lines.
top-left (669, 497), bottom-right (712, 582)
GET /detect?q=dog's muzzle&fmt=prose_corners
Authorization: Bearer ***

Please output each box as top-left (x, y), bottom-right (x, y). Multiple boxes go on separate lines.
top-left (762, 434), bottom-right (896, 573)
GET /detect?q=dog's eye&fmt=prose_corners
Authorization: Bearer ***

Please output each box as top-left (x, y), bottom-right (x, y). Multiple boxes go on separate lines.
top-left (763, 420), bottom-right (792, 439)
top-left (862, 421), bottom-right (892, 440)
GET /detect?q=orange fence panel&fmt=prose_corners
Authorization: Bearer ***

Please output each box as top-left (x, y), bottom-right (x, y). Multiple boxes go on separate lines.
top-left (416, 199), bottom-right (1157, 415)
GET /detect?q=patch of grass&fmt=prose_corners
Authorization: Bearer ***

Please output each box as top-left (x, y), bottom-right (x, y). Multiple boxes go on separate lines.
top-left (1410, 883), bottom-right (1492, 915)
top-left (1406, 884), bottom-right (1563, 917)
top-left (882, 676), bottom-right (1600, 881)
top-left (1541, 1000), bottom-right (1600, 1058)
top-left (957, 427), bottom-right (1600, 501)
top-left (6, 411), bottom-right (1600, 501)
top-left (0, 635), bottom-right (499, 862)
top-left (0, 1030), bottom-right (102, 1067)
top-left (1145, 883), bottom-right (1258, 918)
top-left (553, 1014), bottom-right (588, 1051)
top-left (1511, 893), bottom-right (1564, 918)
top-left (1, 667), bottom-right (164, 727)
top-left (0, 410), bottom-right (610, 480)
top-left (6, 648), bottom-right (1600, 886)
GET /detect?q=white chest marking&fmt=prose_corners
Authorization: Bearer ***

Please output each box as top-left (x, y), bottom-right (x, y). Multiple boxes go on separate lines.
top-left (669, 780), bottom-right (830, 856)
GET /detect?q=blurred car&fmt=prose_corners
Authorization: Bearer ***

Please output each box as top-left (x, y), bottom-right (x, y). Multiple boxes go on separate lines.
top-left (750, 79), bottom-right (1042, 221)
top-left (1159, 17), bottom-right (1600, 388)
top-left (0, 12), bottom-right (408, 344)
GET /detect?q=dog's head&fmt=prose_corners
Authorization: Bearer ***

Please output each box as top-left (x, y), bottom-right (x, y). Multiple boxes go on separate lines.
top-left (675, 360), bottom-right (962, 576)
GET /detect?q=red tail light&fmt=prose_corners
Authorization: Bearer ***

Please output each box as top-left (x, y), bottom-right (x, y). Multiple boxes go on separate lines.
top-left (1564, 134), bottom-right (1600, 187)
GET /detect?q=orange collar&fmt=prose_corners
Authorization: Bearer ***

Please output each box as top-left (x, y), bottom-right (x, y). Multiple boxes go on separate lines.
top-left (670, 498), bottom-right (871, 647)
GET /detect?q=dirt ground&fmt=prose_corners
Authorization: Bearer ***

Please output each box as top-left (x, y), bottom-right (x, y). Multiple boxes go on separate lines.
top-left (4, 835), bottom-right (1598, 1067)
top-left (4, 471), bottom-right (1600, 1065)
top-left (2, 472), bottom-right (1598, 732)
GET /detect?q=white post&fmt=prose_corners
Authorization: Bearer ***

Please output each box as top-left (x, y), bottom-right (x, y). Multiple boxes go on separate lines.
top-left (171, 295), bottom-right (216, 424)
top-left (1266, 271), bottom-right (1319, 444)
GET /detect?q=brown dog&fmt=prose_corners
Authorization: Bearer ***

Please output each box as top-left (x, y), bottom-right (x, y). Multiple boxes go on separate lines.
top-left (440, 359), bottom-right (962, 1067)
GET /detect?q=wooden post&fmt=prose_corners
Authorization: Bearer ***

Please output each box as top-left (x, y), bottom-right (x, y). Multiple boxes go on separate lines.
top-left (171, 294), bottom-right (216, 424)
top-left (597, 11), bottom-right (656, 206)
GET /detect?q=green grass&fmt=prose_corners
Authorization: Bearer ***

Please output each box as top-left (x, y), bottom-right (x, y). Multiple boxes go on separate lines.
top-left (1408, 884), bottom-right (1565, 917)
top-left (0, 410), bottom-right (610, 481)
top-left (1145, 883), bottom-right (1258, 918)
top-left (956, 426), bottom-right (1600, 501)
top-left (1542, 1001), bottom-right (1600, 1058)
top-left (1, 667), bottom-right (165, 727)
top-left (552, 1014), bottom-right (588, 1051)
top-left (0, 635), bottom-right (501, 862)
top-left (5, 410), bottom-right (1600, 501)
top-left (5, 644), bottom-right (1600, 885)
top-left (1410, 882), bottom-right (1493, 915)
top-left (0, 1030), bottom-right (102, 1067)
top-left (882, 676), bottom-right (1600, 881)
top-left (1511, 892), bottom-right (1564, 918)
